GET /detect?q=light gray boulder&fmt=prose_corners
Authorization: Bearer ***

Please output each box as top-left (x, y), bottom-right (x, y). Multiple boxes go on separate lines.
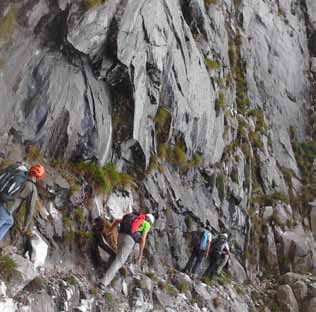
top-left (276, 285), bottom-right (299, 312)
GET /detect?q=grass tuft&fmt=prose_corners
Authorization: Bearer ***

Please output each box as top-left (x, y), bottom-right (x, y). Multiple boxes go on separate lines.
top-left (0, 255), bottom-right (20, 282)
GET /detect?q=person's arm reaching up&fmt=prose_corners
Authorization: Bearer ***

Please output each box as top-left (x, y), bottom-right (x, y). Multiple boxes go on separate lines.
top-left (137, 230), bottom-right (148, 265)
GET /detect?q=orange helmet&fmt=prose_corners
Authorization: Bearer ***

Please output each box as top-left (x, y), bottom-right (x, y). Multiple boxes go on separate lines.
top-left (28, 164), bottom-right (45, 179)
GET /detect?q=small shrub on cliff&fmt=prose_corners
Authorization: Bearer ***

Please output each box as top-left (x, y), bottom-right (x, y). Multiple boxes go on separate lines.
top-left (24, 277), bottom-right (47, 292)
top-left (0, 6), bottom-right (17, 41)
top-left (216, 174), bottom-right (225, 201)
top-left (215, 92), bottom-right (225, 113)
top-left (158, 143), bottom-right (168, 160)
top-left (176, 280), bottom-right (190, 293)
top-left (205, 0), bottom-right (218, 6)
top-left (25, 144), bottom-right (43, 161)
top-left (0, 255), bottom-right (20, 282)
top-left (104, 291), bottom-right (113, 304)
top-left (164, 283), bottom-right (178, 296)
top-left (172, 145), bottom-right (187, 167)
top-left (84, 0), bottom-right (106, 10)
top-left (205, 58), bottom-right (220, 71)
top-left (154, 106), bottom-right (170, 130)
top-left (73, 162), bottom-right (111, 194)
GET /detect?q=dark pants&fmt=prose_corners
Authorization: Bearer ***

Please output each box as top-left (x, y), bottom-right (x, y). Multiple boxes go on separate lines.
top-left (203, 253), bottom-right (229, 278)
top-left (184, 249), bottom-right (204, 275)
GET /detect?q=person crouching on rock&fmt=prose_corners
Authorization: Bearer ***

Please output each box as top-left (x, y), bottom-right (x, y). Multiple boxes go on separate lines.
top-left (91, 216), bottom-right (118, 268)
top-left (98, 212), bottom-right (155, 289)
top-left (0, 163), bottom-right (44, 241)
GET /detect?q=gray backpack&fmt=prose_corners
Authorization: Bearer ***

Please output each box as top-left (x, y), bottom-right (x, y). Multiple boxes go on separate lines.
top-left (0, 164), bottom-right (29, 202)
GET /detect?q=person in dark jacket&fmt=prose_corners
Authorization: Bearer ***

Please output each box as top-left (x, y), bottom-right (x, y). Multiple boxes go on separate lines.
top-left (184, 224), bottom-right (212, 276)
top-left (203, 233), bottom-right (230, 278)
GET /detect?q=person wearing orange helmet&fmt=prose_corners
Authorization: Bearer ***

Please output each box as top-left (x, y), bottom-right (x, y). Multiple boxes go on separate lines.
top-left (0, 163), bottom-right (44, 240)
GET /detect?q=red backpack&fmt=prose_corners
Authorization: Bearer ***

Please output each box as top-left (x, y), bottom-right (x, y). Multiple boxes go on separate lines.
top-left (120, 212), bottom-right (145, 235)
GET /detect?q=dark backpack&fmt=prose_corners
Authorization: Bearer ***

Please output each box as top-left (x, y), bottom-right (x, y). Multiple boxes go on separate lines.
top-left (0, 164), bottom-right (29, 202)
top-left (191, 230), bottom-right (203, 250)
top-left (119, 212), bottom-right (145, 241)
top-left (211, 237), bottom-right (227, 255)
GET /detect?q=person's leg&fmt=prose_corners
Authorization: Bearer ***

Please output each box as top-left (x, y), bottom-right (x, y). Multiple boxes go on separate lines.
top-left (184, 250), bottom-right (197, 273)
top-left (203, 254), bottom-right (218, 278)
top-left (216, 255), bottom-right (229, 275)
top-left (0, 205), bottom-right (14, 240)
top-left (191, 251), bottom-right (204, 275)
top-left (100, 233), bottom-right (135, 287)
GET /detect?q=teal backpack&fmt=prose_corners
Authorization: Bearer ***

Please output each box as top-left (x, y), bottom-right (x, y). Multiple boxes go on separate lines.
top-left (200, 230), bottom-right (209, 251)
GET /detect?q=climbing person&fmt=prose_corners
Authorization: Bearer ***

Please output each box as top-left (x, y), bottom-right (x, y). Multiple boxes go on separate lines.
top-left (203, 233), bottom-right (230, 278)
top-left (91, 216), bottom-right (118, 267)
top-left (0, 163), bottom-right (44, 241)
top-left (183, 223), bottom-right (212, 276)
top-left (98, 212), bottom-right (155, 289)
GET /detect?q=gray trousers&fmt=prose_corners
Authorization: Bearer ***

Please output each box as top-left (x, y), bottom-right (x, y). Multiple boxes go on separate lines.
top-left (101, 233), bottom-right (135, 287)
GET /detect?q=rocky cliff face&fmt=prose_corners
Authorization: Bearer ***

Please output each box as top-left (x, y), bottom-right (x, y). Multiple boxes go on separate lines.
top-left (1, 0), bottom-right (316, 311)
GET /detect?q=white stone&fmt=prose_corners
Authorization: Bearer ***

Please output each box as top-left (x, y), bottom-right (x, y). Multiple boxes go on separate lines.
top-left (263, 206), bottom-right (273, 221)
top-left (0, 298), bottom-right (16, 312)
top-left (28, 230), bottom-right (48, 268)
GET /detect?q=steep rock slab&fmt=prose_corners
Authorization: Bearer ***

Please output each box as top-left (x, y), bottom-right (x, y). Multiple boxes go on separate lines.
top-left (0, 2), bottom-right (112, 162)
top-left (114, 0), bottom-right (220, 164)
top-left (242, 0), bottom-right (309, 175)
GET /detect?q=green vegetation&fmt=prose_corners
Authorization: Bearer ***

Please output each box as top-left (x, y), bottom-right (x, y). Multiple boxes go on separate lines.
top-left (63, 216), bottom-right (72, 230)
top-left (67, 276), bottom-right (77, 285)
top-left (84, 0), bottom-right (107, 10)
top-left (215, 92), bottom-right (225, 113)
top-left (25, 144), bottom-right (43, 161)
top-left (205, 58), bottom-right (220, 71)
top-left (104, 291), bottom-right (113, 304)
top-left (73, 208), bottom-right (84, 224)
top-left (259, 192), bottom-right (289, 206)
top-left (271, 211), bottom-right (282, 226)
top-left (71, 162), bottom-right (133, 194)
top-left (231, 167), bottom-right (238, 183)
top-left (164, 283), bottom-right (178, 296)
top-left (248, 109), bottom-right (266, 134)
top-left (216, 271), bottom-right (232, 286)
top-left (191, 153), bottom-right (202, 167)
top-left (73, 162), bottom-right (111, 194)
top-left (228, 32), bottom-right (249, 114)
top-left (171, 145), bottom-right (187, 167)
top-left (158, 144), bottom-right (168, 160)
top-left (185, 215), bottom-right (193, 229)
top-left (0, 255), bottom-right (20, 282)
top-left (176, 280), bottom-right (190, 293)
top-left (154, 106), bottom-right (170, 130)
top-left (205, 0), bottom-right (218, 7)
top-left (249, 131), bottom-right (264, 151)
top-left (0, 5), bottom-right (17, 41)
top-left (63, 231), bottom-right (75, 241)
top-left (25, 277), bottom-right (47, 292)
top-left (91, 287), bottom-right (99, 297)
top-left (216, 174), bottom-right (225, 201)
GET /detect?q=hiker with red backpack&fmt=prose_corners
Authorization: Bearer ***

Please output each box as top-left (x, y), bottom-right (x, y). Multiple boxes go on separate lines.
top-left (98, 212), bottom-right (155, 289)
top-left (183, 223), bottom-right (212, 276)
top-left (0, 163), bottom-right (44, 241)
